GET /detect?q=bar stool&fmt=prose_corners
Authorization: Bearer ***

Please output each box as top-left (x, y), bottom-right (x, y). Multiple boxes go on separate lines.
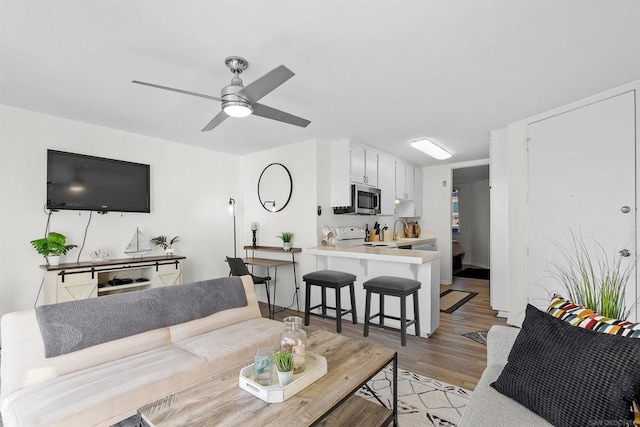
top-left (363, 276), bottom-right (421, 346)
top-left (303, 270), bottom-right (357, 333)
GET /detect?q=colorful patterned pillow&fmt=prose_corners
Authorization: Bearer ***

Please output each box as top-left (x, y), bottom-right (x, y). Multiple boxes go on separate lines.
top-left (547, 294), bottom-right (640, 337)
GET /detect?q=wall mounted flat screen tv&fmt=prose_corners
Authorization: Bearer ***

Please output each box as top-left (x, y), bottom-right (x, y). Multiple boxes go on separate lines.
top-left (47, 150), bottom-right (151, 213)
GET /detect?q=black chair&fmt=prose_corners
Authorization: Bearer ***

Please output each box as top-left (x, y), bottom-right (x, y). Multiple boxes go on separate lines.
top-left (226, 257), bottom-right (272, 318)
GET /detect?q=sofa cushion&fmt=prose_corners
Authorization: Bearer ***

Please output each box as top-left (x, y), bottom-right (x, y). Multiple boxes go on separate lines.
top-left (0, 309), bottom-right (171, 397)
top-left (36, 276), bottom-right (247, 357)
top-left (547, 293), bottom-right (640, 337)
top-left (174, 317), bottom-right (283, 368)
top-left (0, 345), bottom-right (209, 427)
top-left (459, 365), bottom-right (551, 427)
top-left (491, 304), bottom-right (640, 427)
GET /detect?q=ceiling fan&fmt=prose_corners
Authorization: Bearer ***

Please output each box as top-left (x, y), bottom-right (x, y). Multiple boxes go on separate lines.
top-left (132, 56), bottom-right (311, 131)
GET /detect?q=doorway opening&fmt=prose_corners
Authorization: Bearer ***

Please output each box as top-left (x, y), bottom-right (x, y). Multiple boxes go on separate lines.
top-left (451, 165), bottom-right (490, 277)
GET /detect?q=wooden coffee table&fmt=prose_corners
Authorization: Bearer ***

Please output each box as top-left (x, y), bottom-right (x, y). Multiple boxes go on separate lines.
top-left (139, 330), bottom-right (397, 426)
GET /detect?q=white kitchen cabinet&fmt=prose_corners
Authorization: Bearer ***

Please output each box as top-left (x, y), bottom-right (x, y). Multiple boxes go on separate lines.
top-left (350, 141), bottom-right (378, 187)
top-left (396, 166), bottom-right (423, 218)
top-left (414, 166), bottom-right (423, 216)
top-left (395, 160), bottom-right (406, 199)
top-left (378, 152), bottom-right (396, 215)
top-left (405, 163), bottom-right (415, 201)
top-left (395, 159), bottom-right (417, 202)
top-left (331, 139), bottom-right (379, 206)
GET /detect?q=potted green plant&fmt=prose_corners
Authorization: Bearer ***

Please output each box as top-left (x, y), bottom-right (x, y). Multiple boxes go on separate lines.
top-left (151, 235), bottom-right (180, 257)
top-left (273, 349), bottom-right (294, 387)
top-left (549, 230), bottom-right (636, 319)
top-left (31, 232), bottom-right (77, 266)
top-left (277, 232), bottom-right (294, 252)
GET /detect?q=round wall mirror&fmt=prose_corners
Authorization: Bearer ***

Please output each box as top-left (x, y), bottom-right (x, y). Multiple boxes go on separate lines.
top-left (258, 163), bottom-right (293, 213)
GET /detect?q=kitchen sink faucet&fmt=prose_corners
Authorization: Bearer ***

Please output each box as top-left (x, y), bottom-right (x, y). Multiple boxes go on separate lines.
top-left (392, 219), bottom-right (408, 240)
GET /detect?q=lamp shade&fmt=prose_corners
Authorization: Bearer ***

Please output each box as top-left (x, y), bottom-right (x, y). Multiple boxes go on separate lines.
top-left (228, 198), bottom-right (236, 216)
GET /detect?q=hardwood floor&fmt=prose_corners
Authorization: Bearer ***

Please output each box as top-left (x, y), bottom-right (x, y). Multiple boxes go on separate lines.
top-left (265, 272), bottom-right (508, 391)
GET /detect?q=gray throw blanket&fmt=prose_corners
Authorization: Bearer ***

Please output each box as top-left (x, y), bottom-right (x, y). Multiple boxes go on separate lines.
top-left (35, 276), bottom-right (248, 358)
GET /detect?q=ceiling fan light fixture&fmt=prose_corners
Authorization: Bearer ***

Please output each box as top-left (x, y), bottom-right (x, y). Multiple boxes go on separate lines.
top-left (411, 138), bottom-right (452, 160)
top-left (223, 102), bottom-right (253, 118)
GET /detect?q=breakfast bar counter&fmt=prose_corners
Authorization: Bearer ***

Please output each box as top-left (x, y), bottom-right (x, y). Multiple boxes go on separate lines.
top-left (304, 245), bottom-right (439, 264)
top-left (303, 245), bottom-right (441, 337)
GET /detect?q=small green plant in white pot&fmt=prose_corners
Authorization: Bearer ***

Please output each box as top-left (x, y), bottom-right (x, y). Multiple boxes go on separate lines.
top-left (31, 232), bottom-right (77, 266)
top-left (273, 349), bottom-right (294, 387)
top-left (277, 232), bottom-right (294, 252)
top-left (151, 235), bottom-right (180, 257)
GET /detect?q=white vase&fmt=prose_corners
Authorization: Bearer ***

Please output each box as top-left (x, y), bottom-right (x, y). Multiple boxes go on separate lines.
top-left (165, 248), bottom-right (175, 257)
top-left (277, 370), bottom-right (293, 387)
top-left (283, 242), bottom-right (292, 252)
top-left (47, 255), bottom-right (60, 266)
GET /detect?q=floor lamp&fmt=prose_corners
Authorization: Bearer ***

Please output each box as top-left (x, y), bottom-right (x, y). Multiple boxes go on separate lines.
top-left (228, 198), bottom-right (237, 257)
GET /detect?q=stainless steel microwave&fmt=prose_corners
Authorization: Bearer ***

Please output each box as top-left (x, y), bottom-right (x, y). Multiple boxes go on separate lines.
top-left (333, 184), bottom-right (381, 215)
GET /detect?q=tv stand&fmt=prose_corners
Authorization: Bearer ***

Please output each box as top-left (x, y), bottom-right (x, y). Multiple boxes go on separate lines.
top-left (40, 255), bottom-right (185, 304)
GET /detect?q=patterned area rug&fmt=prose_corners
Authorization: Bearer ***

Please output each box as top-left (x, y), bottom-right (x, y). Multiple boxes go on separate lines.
top-left (461, 329), bottom-right (489, 346)
top-left (356, 367), bottom-right (471, 426)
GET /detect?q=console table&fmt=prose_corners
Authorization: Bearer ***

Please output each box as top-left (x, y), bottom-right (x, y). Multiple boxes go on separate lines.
top-left (40, 255), bottom-right (185, 304)
top-left (243, 246), bottom-right (300, 317)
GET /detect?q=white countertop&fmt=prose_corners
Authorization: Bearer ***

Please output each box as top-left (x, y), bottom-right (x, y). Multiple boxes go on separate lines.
top-left (374, 236), bottom-right (436, 247)
top-left (303, 244), bottom-right (441, 264)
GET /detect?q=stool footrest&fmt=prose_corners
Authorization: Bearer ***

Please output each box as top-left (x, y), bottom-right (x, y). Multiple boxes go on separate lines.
top-left (308, 305), bottom-right (354, 320)
top-left (369, 313), bottom-right (417, 328)
top-left (366, 320), bottom-right (418, 334)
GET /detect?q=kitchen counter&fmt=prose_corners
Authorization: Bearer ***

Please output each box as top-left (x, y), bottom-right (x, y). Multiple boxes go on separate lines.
top-left (302, 244), bottom-right (441, 336)
top-left (304, 244), bottom-right (440, 263)
top-left (358, 236), bottom-right (437, 249)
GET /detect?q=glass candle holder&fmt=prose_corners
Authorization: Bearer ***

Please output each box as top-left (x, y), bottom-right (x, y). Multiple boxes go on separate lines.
top-left (254, 347), bottom-right (273, 386)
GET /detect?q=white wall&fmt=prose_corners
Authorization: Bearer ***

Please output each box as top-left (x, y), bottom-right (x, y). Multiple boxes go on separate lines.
top-left (456, 179), bottom-right (490, 268)
top-left (421, 159), bottom-right (490, 284)
top-left (0, 106), bottom-right (241, 323)
top-left (238, 139), bottom-right (319, 311)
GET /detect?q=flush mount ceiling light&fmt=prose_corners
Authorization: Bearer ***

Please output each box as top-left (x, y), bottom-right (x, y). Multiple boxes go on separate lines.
top-left (411, 138), bottom-right (452, 160)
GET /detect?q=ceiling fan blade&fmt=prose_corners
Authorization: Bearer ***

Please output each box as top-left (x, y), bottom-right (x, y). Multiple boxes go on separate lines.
top-left (236, 65), bottom-right (294, 103)
top-left (252, 103), bottom-right (311, 128)
top-left (132, 80), bottom-right (222, 102)
top-left (201, 110), bottom-right (229, 131)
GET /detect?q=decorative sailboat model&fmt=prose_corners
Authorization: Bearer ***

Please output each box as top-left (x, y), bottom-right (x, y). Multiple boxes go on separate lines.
top-left (125, 227), bottom-right (151, 257)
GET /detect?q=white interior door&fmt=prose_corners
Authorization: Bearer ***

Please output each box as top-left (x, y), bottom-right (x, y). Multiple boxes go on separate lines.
top-left (527, 91), bottom-right (637, 319)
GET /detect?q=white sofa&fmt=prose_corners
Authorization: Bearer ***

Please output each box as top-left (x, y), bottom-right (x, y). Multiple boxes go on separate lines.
top-left (0, 275), bottom-right (283, 427)
top-left (458, 325), bottom-right (551, 426)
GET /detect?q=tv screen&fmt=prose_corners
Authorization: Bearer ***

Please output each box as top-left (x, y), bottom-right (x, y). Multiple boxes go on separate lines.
top-left (47, 150), bottom-right (150, 213)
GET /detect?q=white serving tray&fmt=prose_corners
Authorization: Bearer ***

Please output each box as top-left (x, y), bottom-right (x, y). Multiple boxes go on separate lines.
top-left (239, 352), bottom-right (328, 403)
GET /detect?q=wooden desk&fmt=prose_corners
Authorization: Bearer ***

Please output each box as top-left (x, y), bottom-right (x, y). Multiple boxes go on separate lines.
top-left (243, 246), bottom-right (300, 317)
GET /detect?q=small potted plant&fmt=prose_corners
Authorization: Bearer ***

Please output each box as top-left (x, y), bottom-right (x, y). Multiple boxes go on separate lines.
top-left (273, 349), bottom-right (294, 387)
top-left (151, 235), bottom-right (180, 257)
top-left (277, 232), bottom-right (294, 252)
top-left (31, 232), bottom-right (77, 266)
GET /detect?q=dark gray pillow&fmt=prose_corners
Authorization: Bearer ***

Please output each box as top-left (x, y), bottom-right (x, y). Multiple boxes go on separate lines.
top-left (491, 304), bottom-right (640, 427)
